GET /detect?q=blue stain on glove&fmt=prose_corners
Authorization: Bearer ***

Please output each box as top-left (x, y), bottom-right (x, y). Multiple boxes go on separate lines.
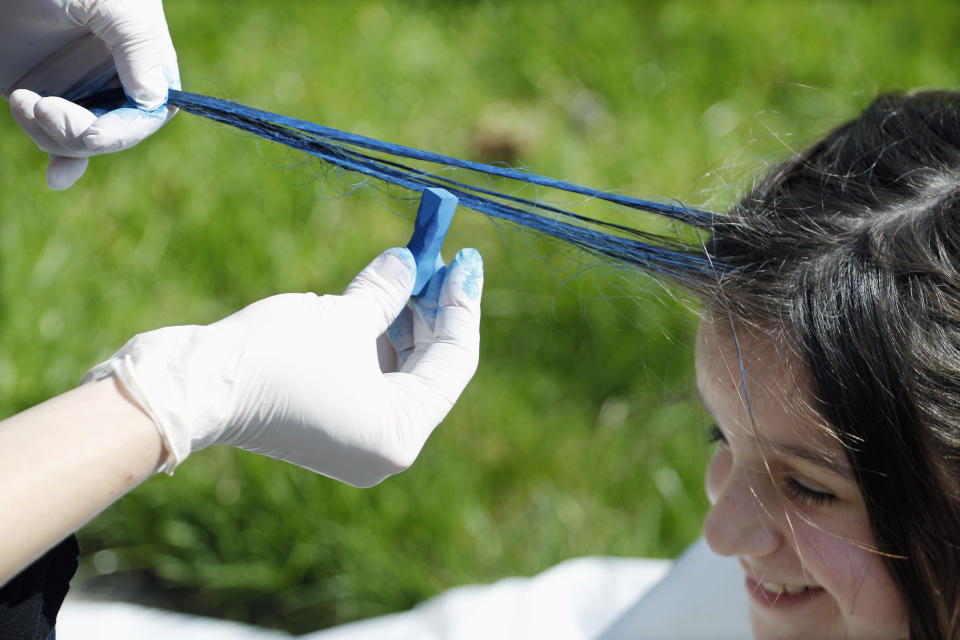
top-left (452, 248), bottom-right (483, 301)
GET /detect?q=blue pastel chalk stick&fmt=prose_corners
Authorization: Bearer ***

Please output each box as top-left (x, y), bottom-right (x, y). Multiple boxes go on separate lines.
top-left (407, 187), bottom-right (458, 295)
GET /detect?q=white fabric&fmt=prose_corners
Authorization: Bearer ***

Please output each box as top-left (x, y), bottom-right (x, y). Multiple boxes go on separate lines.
top-left (83, 247), bottom-right (484, 486)
top-left (58, 599), bottom-right (291, 640)
top-left (0, 0), bottom-right (179, 188)
top-left (300, 556), bottom-right (671, 640)
top-left (59, 539), bottom-right (752, 639)
top-left (600, 538), bottom-right (751, 639)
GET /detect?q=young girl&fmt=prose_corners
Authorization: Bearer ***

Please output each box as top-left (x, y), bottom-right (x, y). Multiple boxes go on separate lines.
top-left (689, 90), bottom-right (960, 639)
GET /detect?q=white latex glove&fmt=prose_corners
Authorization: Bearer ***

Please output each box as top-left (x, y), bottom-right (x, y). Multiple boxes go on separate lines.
top-left (0, 0), bottom-right (179, 190)
top-left (83, 247), bottom-right (484, 487)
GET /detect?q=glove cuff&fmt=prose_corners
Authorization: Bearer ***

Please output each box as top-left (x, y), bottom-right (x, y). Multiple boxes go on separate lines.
top-left (83, 356), bottom-right (179, 474)
top-left (82, 325), bottom-right (208, 474)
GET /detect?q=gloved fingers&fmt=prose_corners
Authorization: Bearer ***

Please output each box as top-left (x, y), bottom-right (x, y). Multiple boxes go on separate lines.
top-left (439, 249), bottom-right (484, 308)
top-left (342, 247), bottom-right (417, 337)
top-left (13, 92), bottom-right (176, 181)
top-left (47, 155), bottom-right (90, 191)
top-left (82, 104), bottom-right (176, 153)
top-left (32, 94), bottom-right (99, 155)
top-left (29, 0), bottom-right (181, 155)
top-left (9, 89), bottom-right (57, 152)
top-left (404, 248), bottom-right (483, 397)
top-left (78, 0), bottom-right (179, 110)
top-left (412, 248), bottom-right (483, 341)
top-left (34, 96), bottom-right (99, 152)
top-left (10, 90), bottom-right (86, 156)
top-left (382, 306), bottom-right (415, 372)
top-left (381, 249), bottom-right (482, 462)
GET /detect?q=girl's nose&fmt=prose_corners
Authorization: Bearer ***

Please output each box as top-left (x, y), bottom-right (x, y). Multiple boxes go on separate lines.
top-left (703, 462), bottom-right (781, 559)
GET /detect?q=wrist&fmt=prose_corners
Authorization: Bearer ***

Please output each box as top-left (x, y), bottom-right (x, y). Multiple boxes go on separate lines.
top-left (86, 374), bottom-right (168, 474)
top-left (84, 324), bottom-right (213, 474)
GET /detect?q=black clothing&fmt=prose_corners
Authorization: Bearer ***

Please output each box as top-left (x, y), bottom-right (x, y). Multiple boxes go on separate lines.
top-left (0, 536), bottom-right (78, 640)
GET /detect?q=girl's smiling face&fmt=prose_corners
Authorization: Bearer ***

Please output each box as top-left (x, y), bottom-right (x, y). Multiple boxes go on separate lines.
top-left (695, 318), bottom-right (909, 639)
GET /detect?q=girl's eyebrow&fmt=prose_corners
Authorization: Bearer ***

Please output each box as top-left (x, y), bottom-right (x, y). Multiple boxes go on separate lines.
top-left (773, 443), bottom-right (854, 480)
top-left (697, 384), bottom-right (854, 481)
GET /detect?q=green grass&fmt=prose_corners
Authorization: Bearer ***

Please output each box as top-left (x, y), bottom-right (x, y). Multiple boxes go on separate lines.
top-left (2, 0), bottom-right (959, 633)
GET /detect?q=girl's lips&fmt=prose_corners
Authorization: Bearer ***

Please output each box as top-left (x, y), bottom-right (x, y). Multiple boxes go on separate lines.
top-left (745, 575), bottom-right (826, 610)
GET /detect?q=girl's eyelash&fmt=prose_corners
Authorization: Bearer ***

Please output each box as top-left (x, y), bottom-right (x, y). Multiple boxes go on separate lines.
top-left (784, 478), bottom-right (837, 507)
top-left (707, 424), bottom-right (725, 444)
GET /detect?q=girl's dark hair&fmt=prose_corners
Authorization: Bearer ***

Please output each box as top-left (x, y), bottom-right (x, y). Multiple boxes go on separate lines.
top-left (705, 90), bottom-right (960, 638)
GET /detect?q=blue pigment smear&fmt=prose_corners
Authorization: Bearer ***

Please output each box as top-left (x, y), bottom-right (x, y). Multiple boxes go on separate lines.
top-left (78, 89), bottom-right (726, 282)
top-left (410, 263), bottom-right (446, 328)
top-left (386, 319), bottom-right (408, 348)
top-left (112, 105), bottom-right (169, 121)
top-left (383, 247), bottom-right (417, 279)
top-left (454, 249), bottom-right (483, 302)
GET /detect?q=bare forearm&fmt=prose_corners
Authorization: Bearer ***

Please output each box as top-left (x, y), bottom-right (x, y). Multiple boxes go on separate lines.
top-left (0, 376), bottom-right (164, 585)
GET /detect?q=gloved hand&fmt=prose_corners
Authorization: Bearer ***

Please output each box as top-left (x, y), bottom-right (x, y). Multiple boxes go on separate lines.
top-left (83, 247), bottom-right (484, 488)
top-left (1, 0), bottom-right (179, 190)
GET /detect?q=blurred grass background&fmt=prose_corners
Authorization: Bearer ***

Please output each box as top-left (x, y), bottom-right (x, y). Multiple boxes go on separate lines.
top-left (2, 0), bottom-right (959, 634)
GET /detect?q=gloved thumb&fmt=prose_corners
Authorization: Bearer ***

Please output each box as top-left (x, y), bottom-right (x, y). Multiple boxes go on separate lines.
top-left (343, 247), bottom-right (417, 337)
